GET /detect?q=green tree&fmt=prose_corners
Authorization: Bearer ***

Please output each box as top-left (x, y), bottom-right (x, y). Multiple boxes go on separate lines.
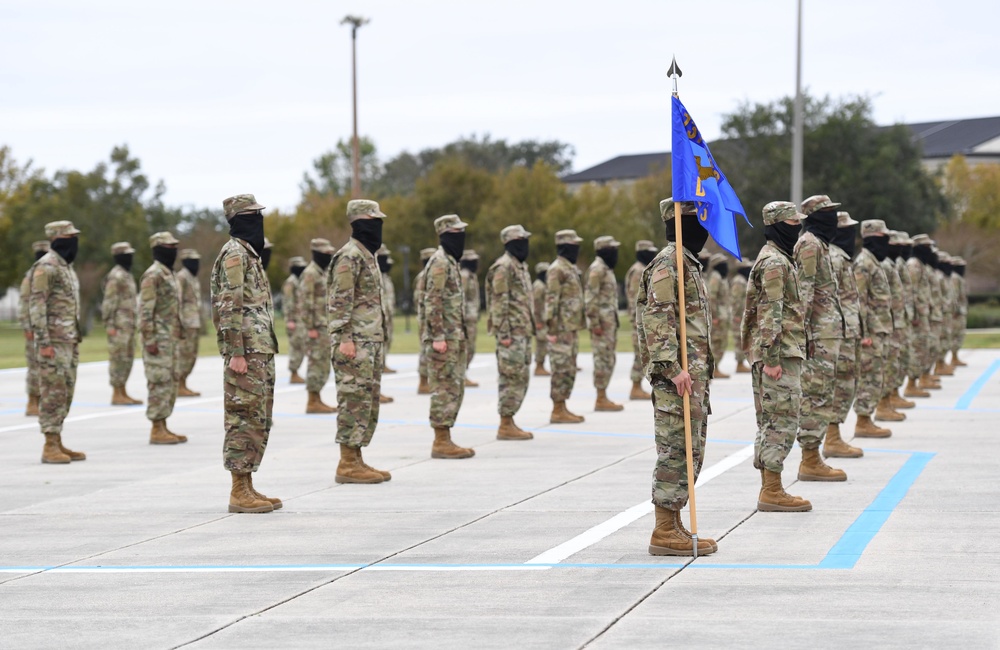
top-left (300, 136), bottom-right (380, 197)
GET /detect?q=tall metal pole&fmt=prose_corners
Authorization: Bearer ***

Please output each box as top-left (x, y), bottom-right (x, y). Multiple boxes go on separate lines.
top-left (341, 15), bottom-right (369, 198)
top-left (791, 0), bottom-right (804, 205)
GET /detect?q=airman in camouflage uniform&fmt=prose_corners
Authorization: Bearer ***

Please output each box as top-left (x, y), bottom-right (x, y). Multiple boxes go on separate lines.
top-left (586, 235), bottom-right (624, 411)
top-left (141, 231), bottom-right (187, 445)
top-left (876, 227), bottom-right (910, 423)
top-left (545, 229), bottom-right (587, 423)
top-left (706, 252), bottom-right (732, 379)
top-left (626, 241), bottom-right (657, 399)
top-left (212, 193), bottom-right (280, 513)
top-left (638, 199), bottom-right (717, 555)
top-left (460, 249), bottom-right (481, 387)
top-left (485, 225), bottom-right (535, 441)
top-left (30, 221), bottom-right (87, 464)
top-left (301, 238), bottom-right (337, 413)
top-left (20, 240), bottom-right (50, 416)
top-left (852, 219), bottom-right (894, 438)
top-left (423, 215), bottom-right (475, 459)
top-left (330, 199), bottom-right (391, 483)
top-left (729, 258), bottom-right (752, 373)
top-left (741, 202), bottom-right (811, 512)
top-left (908, 235), bottom-right (940, 392)
top-left (532, 262), bottom-right (551, 376)
top-left (950, 257), bottom-right (969, 367)
top-left (794, 195), bottom-right (848, 481)
top-left (101, 241), bottom-right (143, 406)
top-left (887, 231), bottom-right (917, 410)
top-left (175, 248), bottom-right (203, 398)
top-left (415, 247), bottom-right (436, 394)
top-left (377, 244), bottom-right (397, 374)
top-left (933, 252), bottom-right (955, 377)
top-left (925, 245), bottom-right (946, 387)
top-left (282, 256), bottom-right (308, 384)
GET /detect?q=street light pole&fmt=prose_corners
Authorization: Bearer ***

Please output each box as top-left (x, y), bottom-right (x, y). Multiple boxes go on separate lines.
top-left (791, 0), bottom-right (804, 205)
top-left (341, 15), bottom-right (369, 199)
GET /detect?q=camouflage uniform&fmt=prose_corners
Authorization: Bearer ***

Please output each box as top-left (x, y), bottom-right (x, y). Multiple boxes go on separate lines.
top-left (415, 248), bottom-right (436, 384)
top-left (545, 231), bottom-right (586, 404)
top-left (729, 260), bottom-right (750, 369)
top-left (281, 256), bottom-right (307, 376)
top-left (926, 250), bottom-right (945, 371)
top-left (21, 241), bottom-right (50, 405)
top-left (301, 240), bottom-right (335, 394)
top-left (952, 258), bottom-right (968, 358)
top-left (533, 263), bottom-right (549, 369)
top-left (377, 245), bottom-right (396, 360)
top-left (585, 236), bottom-right (621, 393)
top-left (830, 238), bottom-right (861, 425)
top-left (460, 249), bottom-right (480, 368)
top-left (626, 242), bottom-right (657, 384)
top-left (882, 253), bottom-right (908, 397)
top-left (891, 232), bottom-right (915, 389)
top-left (706, 253), bottom-right (732, 370)
top-left (176, 249), bottom-right (202, 388)
top-left (140, 232), bottom-right (183, 423)
top-left (852, 225), bottom-right (893, 417)
top-left (907, 237), bottom-right (933, 380)
top-left (101, 243), bottom-right (139, 390)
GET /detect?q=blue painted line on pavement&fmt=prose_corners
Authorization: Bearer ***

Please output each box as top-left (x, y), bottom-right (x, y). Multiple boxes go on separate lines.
top-left (954, 359), bottom-right (1000, 410)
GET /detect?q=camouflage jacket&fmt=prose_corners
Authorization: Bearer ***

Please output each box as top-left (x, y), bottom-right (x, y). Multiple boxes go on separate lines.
top-left (422, 248), bottom-right (466, 342)
top-left (881, 259), bottom-right (907, 330)
top-left (281, 274), bottom-right (301, 325)
top-left (328, 238), bottom-right (384, 342)
top-left (624, 261), bottom-right (644, 326)
top-left (794, 232), bottom-right (844, 340)
top-left (636, 244), bottom-right (713, 380)
top-left (729, 274), bottom-right (748, 331)
top-left (176, 266), bottom-right (202, 330)
top-left (19, 269), bottom-right (32, 330)
top-left (414, 267), bottom-right (429, 340)
top-left (461, 268), bottom-right (480, 324)
top-left (381, 272), bottom-right (396, 321)
top-left (741, 242), bottom-right (806, 367)
top-left (210, 237), bottom-right (277, 357)
top-left (101, 265), bottom-right (138, 332)
top-left (906, 258), bottom-right (930, 324)
top-left (544, 256), bottom-right (586, 335)
top-left (829, 245), bottom-right (861, 339)
top-left (139, 261), bottom-right (182, 345)
top-left (28, 251), bottom-right (81, 346)
top-left (485, 251), bottom-right (534, 339)
top-left (299, 261), bottom-right (329, 330)
top-left (853, 249), bottom-right (892, 338)
top-left (532, 278), bottom-right (547, 338)
top-left (953, 274), bottom-right (968, 317)
top-left (927, 266), bottom-right (944, 323)
top-left (584, 256), bottom-right (619, 333)
top-left (896, 257), bottom-right (915, 323)
top-left (707, 268), bottom-right (731, 326)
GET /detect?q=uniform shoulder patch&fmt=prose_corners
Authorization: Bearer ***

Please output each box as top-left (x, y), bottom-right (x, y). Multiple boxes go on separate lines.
top-left (225, 255), bottom-right (244, 286)
top-left (650, 266), bottom-right (675, 304)
top-left (763, 265), bottom-right (784, 301)
top-left (224, 256), bottom-right (241, 269)
top-left (32, 266), bottom-right (48, 291)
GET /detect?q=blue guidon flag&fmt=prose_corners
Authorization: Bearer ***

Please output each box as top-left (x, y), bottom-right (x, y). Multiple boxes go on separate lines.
top-left (671, 95), bottom-right (750, 259)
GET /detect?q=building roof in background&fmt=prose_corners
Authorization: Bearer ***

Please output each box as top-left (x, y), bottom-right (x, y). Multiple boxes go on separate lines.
top-left (560, 152), bottom-right (669, 184)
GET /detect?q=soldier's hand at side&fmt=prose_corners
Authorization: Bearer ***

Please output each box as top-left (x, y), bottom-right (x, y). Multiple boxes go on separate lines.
top-left (499, 338), bottom-right (512, 347)
top-left (861, 337), bottom-right (872, 347)
top-left (146, 343), bottom-right (159, 356)
top-left (287, 321), bottom-right (296, 332)
top-left (24, 331), bottom-right (34, 341)
top-left (671, 370), bottom-right (692, 396)
top-left (229, 355), bottom-right (248, 375)
top-left (547, 335), bottom-right (557, 344)
top-left (592, 327), bottom-right (603, 337)
top-left (339, 340), bottom-right (356, 359)
top-left (40, 345), bottom-right (55, 358)
top-left (107, 328), bottom-right (118, 336)
top-left (308, 329), bottom-right (319, 339)
top-left (763, 364), bottom-right (783, 380)
top-left (433, 340), bottom-right (448, 354)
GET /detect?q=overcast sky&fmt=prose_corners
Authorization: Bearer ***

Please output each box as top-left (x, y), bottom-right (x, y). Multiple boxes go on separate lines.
top-left (3, 0), bottom-right (998, 212)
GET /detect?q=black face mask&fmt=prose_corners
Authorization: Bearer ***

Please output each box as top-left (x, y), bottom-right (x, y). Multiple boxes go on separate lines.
top-left (291, 265), bottom-right (306, 278)
top-left (182, 258), bottom-right (200, 276)
top-left (863, 236), bottom-right (889, 262)
top-left (537, 271), bottom-right (547, 284)
top-left (596, 248), bottom-right (619, 270)
top-left (113, 253), bottom-right (133, 272)
top-left (636, 250), bottom-right (657, 266)
top-left (833, 226), bottom-right (857, 258)
top-left (51, 238), bottom-right (78, 264)
top-left (439, 231), bottom-right (466, 261)
top-left (351, 218), bottom-right (383, 255)
top-left (714, 262), bottom-right (729, 278)
top-left (313, 251), bottom-right (333, 270)
top-left (505, 239), bottom-right (529, 262)
top-left (229, 212), bottom-right (265, 255)
top-left (34, 250), bottom-right (47, 261)
top-left (764, 222), bottom-right (801, 257)
top-left (460, 259), bottom-right (479, 273)
top-left (153, 245), bottom-right (177, 270)
top-left (955, 265), bottom-right (966, 277)
top-left (556, 243), bottom-right (580, 264)
top-left (887, 244), bottom-right (901, 261)
top-left (260, 249), bottom-right (272, 270)
top-left (377, 255), bottom-right (391, 273)
top-left (738, 266), bottom-right (752, 279)
top-left (939, 262), bottom-right (953, 275)
top-left (900, 245), bottom-right (912, 261)
top-left (665, 215), bottom-right (710, 256)
top-left (803, 210), bottom-right (838, 244)
top-left (913, 245), bottom-right (932, 265)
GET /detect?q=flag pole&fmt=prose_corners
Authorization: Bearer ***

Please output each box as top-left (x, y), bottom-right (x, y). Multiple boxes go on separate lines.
top-left (668, 57), bottom-right (699, 558)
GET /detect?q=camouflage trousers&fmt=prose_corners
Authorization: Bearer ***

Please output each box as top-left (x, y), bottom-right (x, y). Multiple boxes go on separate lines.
top-left (629, 323), bottom-right (643, 383)
top-left (429, 340), bottom-right (467, 428)
top-left (953, 314), bottom-right (966, 353)
top-left (710, 320), bottom-right (730, 365)
top-left (909, 319), bottom-right (929, 379)
top-left (223, 353), bottom-right (274, 473)
top-left (465, 320), bottom-right (478, 368)
top-left (177, 327), bottom-right (199, 379)
top-left (895, 326), bottom-right (911, 390)
top-left (798, 337), bottom-right (841, 449)
top-left (926, 319), bottom-right (943, 372)
top-left (333, 340), bottom-right (384, 447)
top-left (853, 334), bottom-right (886, 417)
top-left (591, 328), bottom-right (617, 391)
top-left (832, 337), bottom-right (859, 424)
top-left (752, 358), bottom-right (802, 473)
top-left (883, 327), bottom-right (904, 393)
top-left (496, 337), bottom-right (530, 417)
top-left (305, 335), bottom-right (331, 393)
top-left (287, 326), bottom-right (306, 374)
top-left (144, 342), bottom-right (178, 421)
top-left (25, 334), bottom-right (39, 397)
top-left (534, 332), bottom-right (547, 367)
top-left (107, 328), bottom-right (136, 388)
top-left (418, 341), bottom-right (429, 379)
top-left (732, 317), bottom-right (746, 365)
top-left (650, 370), bottom-right (710, 510)
top-left (548, 332), bottom-right (579, 402)
top-left (38, 342), bottom-right (78, 435)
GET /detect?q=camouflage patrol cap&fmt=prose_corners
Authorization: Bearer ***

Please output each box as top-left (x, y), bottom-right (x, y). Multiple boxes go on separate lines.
top-left (861, 219), bottom-right (888, 237)
top-left (460, 249), bottom-right (479, 261)
top-left (659, 197), bottom-right (697, 221)
top-left (346, 199), bottom-right (386, 222)
top-left (937, 251), bottom-right (952, 263)
top-left (762, 201), bottom-right (803, 225)
top-left (837, 211), bottom-right (858, 227)
top-left (594, 235), bottom-right (621, 251)
top-left (911, 234), bottom-right (933, 246)
top-left (179, 248), bottom-right (201, 260)
top-left (635, 240), bottom-right (658, 252)
top-left (288, 256), bottom-right (307, 269)
top-left (45, 220), bottom-right (81, 238)
top-left (555, 229), bottom-right (583, 245)
top-left (420, 247), bottom-right (437, 262)
top-left (534, 262), bottom-right (550, 274)
top-left (889, 231), bottom-right (912, 245)
top-left (310, 238), bottom-right (335, 254)
top-left (500, 224), bottom-right (531, 243)
top-left (434, 214), bottom-right (469, 235)
top-left (149, 231), bottom-right (180, 248)
top-left (110, 242), bottom-right (135, 255)
top-left (263, 237), bottom-right (273, 249)
top-left (376, 244), bottom-right (391, 256)
top-left (32, 241), bottom-right (51, 254)
top-left (953, 257), bottom-right (966, 266)
top-left (800, 194), bottom-right (841, 216)
top-left (222, 194), bottom-right (265, 220)
top-left (709, 253), bottom-right (728, 269)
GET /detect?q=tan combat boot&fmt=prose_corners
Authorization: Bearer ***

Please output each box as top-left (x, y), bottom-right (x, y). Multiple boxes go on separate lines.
top-left (464, 377), bottom-right (479, 387)
top-left (822, 423), bottom-right (863, 459)
top-left (247, 473), bottom-right (282, 509)
top-left (904, 377), bottom-right (930, 398)
top-left (534, 362), bottom-right (551, 377)
top-left (595, 389), bottom-right (624, 412)
top-left (25, 394), bottom-right (40, 416)
top-left (122, 387), bottom-right (143, 405)
top-left (875, 396), bottom-right (906, 422)
top-left (890, 389), bottom-right (915, 410)
top-left (357, 447), bottom-right (391, 481)
top-left (672, 509), bottom-right (719, 553)
top-left (950, 351), bottom-right (967, 367)
top-left (335, 445), bottom-right (386, 483)
top-left (934, 359), bottom-right (954, 377)
top-left (431, 427), bottom-right (475, 459)
top-left (41, 434), bottom-right (71, 464)
top-left (379, 393), bottom-right (394, 404)
top-left (497, 416), bottom-right (533, 441)
top-left (629, 381), bottom-right (651, 401)
top-left (757, 470), bottom-right (812, 512)
top-left (306, 391), bottom-right (336, 414)
top-left (111, 385), bottom-right (130, 406)
top-left (57, 435), bottom-right (86, 461)
top-left (383, 365), bottom-right (397, 374)
top-left (163, 420), bottom-right (188, 443)
top-left (229, 472), bottom-right (274, 513)
top-left (417, 376), bottom-right (431, 395)
top-left (149, 420), bottom-right (181, 445)
top-left (713, 367), bottom-right (730, 379)
top-left (919, 374), bottom-right (941, 390)
top-left (798, 447), bottom-right (847, 482)
top-left (648, 506), bottom-right (716, 556)
top-left (177, 377), bottom-right (201, 397)
top-left (854, 415), bottom-right (891, 438)
top-left (290, 371), bottom-right (306, 384)
top-left (735, 360), bottom-right (751, 373)
top-left (550, 400), bottom-right (585, 424)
